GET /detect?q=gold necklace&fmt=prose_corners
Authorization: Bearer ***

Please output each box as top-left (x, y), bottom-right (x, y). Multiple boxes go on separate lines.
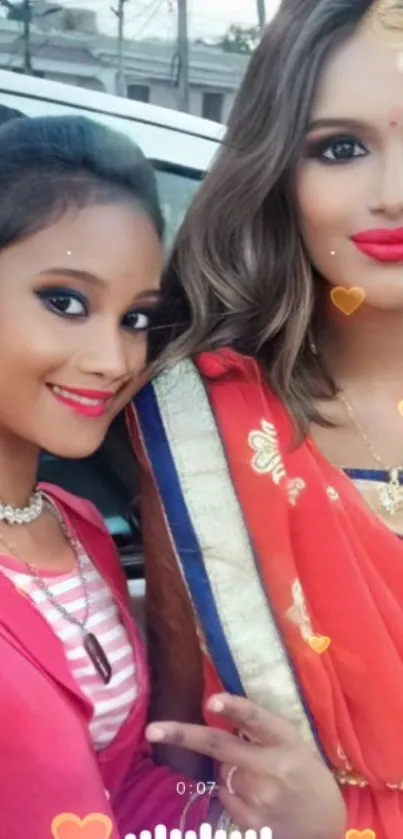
top-left (339, 391), bottom-right (403, 516)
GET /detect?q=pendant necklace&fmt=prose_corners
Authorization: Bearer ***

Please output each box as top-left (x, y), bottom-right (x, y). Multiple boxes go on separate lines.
top-left (0, 491), bottom-right (112, 684)
top-left (339, 392), bottom-right (403, 517)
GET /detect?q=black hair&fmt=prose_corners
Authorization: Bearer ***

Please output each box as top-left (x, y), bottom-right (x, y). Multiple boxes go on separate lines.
top-left (0, 104), bottom-right (25, 125)
top-left (0, 113), bottom-right (164, 248)
top-left (154, 0), bottom-right (374, 434)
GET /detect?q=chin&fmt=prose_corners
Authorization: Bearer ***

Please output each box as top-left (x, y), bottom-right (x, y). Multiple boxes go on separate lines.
top-left (41, 434), bottom-right (107, 460)
top-left (363, 290), bottom-right (403, 312)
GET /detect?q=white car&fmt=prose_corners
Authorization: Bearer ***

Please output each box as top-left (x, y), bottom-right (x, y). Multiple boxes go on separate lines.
top-left (0, 70), bottom-right (223, 243)
top-left (0, 71), bottom-right (223, 598)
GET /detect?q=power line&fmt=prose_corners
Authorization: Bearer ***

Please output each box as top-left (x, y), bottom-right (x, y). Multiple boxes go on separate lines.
top-left (129, 0), bottom-right (164, 38)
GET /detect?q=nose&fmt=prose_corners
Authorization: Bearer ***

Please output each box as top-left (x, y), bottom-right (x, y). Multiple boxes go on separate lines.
top-left (75, 318), bottom-right (130, 383)
top-left (370, 144), bottom-right (403, 218)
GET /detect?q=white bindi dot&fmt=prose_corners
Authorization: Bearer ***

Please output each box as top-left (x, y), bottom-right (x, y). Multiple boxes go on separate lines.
top-left (330, 250), bottom-right (336, 256)
top-left (66, 251), bottom-right (72, 256)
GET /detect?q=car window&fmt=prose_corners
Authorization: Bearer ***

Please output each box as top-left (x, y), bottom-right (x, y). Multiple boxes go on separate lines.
top-left (154, 165), bottom-right (203, 244)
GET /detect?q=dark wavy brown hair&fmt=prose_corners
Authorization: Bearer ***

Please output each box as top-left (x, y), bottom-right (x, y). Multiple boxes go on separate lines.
top-left (151, 0), bottom-right (376, 433)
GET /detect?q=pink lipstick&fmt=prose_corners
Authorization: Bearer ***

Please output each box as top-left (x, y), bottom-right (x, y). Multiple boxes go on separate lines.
top-left (352, 228), bottom-right (403, 263)
top-left (47, 384), bottom-right (114, 419)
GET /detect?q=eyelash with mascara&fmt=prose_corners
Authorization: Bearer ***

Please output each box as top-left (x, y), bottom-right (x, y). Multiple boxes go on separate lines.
top-left (306, 134), bottom-right (369, 164)
top-left (35, 287), bottom-right (157, 332)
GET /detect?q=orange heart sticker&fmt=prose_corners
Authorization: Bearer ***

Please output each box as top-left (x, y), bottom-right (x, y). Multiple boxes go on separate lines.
top-left (345, 831), bottom-right (376, 839)
top-left (51, 813), bottom-right (113, 839)
top-left (398, 401), bottom-right (403, 417)
top-left (330, 286), bottom-right (366, 315)
top-left (308, 635), bottom-right (331, 654)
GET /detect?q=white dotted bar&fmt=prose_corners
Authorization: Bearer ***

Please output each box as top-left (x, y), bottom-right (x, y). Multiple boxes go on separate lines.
top-left (123, 826), bottom-right (273, 839)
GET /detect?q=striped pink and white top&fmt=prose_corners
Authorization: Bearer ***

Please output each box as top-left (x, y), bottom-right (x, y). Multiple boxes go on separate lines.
top-left (0, 548), bottom-right (138, 749)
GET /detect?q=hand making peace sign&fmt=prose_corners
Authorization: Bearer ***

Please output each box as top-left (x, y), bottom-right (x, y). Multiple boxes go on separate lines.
top-left (146, 693), bottom-right (346, 839)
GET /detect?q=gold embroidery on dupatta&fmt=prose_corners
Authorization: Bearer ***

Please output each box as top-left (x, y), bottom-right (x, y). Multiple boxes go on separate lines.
top-left (249, 420), bottom-right (286, 484)
top-left (286, 579), bottom-right (315, 641)
top-left (287, 478), bottom-right (306, 506)
top-left (337, 745), bottom-right (354, 772)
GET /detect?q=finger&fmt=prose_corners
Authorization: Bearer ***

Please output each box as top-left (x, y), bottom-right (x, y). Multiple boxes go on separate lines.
top-left (206, 694), bottom-right (300, 747)
top-left (220, 763), bottom-right (280, 810)
top-left (217, 787), bottom-right (268, 833)
top-left (145, 721), bottom-right (265, 772)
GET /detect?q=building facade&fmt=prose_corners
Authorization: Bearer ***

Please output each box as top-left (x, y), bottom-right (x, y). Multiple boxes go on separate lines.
top-left (0, 16), bottom-right (248, 122)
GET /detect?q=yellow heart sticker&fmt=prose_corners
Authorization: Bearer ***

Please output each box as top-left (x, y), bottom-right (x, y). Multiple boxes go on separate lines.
top-left (330, 286), bottom-right (366, 316)
top-left (345, 831), bottom-right (376, 839)
top-left (398, 401), bottom-right (403, 417)
top-left (51, 813), bottom-right (113, 839)
top-left (308, 635), bottom-right (331, 654)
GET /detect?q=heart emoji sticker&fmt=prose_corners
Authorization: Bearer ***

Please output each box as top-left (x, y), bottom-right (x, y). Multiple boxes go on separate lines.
top-left (51, 813), bottom-right (113, 839)
top-left (398, 402), bottom-right (403, 417)
top-left (345, 831), bottom-right (376, 839)
top-left (308, 635), bottom-right (331, 654)
top-left (330, 286), bottom-right (366, 315)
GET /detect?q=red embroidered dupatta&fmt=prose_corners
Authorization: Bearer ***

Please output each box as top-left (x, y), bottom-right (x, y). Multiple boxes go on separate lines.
top-left (197, 350), bottom-right (403, 839)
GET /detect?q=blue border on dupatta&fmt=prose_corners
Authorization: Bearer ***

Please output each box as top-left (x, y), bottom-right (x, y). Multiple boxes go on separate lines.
top-left (135, 384), bottom-right (245, 697)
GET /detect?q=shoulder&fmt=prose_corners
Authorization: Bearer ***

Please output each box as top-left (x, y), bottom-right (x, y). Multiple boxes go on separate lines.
top-left (39, 483), bottom-right (107, 532)
top-left (41, 483), bottom-right (130, 595)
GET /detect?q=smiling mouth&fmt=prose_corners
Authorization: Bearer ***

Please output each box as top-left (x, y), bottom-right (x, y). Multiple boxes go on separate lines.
top-left (47, 384), bottom-right (114, 418)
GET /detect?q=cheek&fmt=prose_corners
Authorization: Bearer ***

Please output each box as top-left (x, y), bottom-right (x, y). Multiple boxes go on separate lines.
top-left (0, 302), bottom-right (68, 389)
top-left (296, 166), bottom-right (349, 237)
top-left (295, 164), bottom-right (363, 282)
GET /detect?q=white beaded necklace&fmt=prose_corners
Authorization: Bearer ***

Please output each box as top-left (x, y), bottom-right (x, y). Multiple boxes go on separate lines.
top-left (0, 489), bottom-right (43, 524)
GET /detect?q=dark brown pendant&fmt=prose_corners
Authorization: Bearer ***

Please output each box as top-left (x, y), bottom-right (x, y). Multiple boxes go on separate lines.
top-left (84, 632), bottom-right (112, 684)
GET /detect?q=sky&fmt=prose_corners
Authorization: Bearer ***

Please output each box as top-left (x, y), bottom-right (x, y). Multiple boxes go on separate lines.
top-left (58, 0), bottom-right (282, 41)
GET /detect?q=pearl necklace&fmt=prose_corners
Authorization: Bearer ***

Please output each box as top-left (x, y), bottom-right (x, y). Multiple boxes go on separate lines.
top-left (0, 489), bottom-right (43, 524)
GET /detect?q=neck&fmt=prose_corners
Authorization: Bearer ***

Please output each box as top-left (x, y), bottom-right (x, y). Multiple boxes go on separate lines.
top-left (322, 304), bottom-right (403, 397)
top-left (0, 429), bottom-right (39, 508)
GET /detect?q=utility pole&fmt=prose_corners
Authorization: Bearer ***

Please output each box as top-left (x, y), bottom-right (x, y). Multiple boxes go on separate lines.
top-left (256, 0), bottom-right (266, 30)
top-left (22, 0), bottom-right (32, 74)
top-left (112, 0), bottom-right (128, 96)
top-left (176, 0), bottom-right (189, 112)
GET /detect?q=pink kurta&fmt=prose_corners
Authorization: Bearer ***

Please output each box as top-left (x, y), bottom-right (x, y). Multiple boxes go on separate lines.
top-left (0, 483), bottom-right (208, 839)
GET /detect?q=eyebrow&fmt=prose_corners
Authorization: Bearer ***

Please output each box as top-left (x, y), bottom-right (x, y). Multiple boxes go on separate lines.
top-left (136, 289), bottom-right (162, 302)
top-left (38, 267), bottom-right (107, 288)
top-left (307, 117), bottom-right (369, 133)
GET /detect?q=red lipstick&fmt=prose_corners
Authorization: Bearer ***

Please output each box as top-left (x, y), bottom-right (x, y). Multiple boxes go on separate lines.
top-left (47, 384), bottom-right (115, 419)
top-left (352, 228), bottom-right (403, 262)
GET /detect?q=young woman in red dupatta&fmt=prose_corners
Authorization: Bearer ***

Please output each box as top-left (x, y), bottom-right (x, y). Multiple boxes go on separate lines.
top-left (128, 0), bottom-right (403, 837)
